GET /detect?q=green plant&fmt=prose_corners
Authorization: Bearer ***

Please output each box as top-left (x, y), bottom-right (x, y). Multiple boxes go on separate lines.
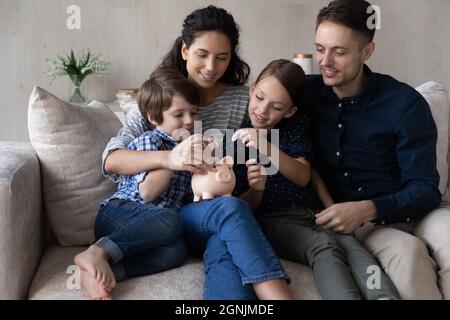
top-left (45, 49), bottom-right (109, 103)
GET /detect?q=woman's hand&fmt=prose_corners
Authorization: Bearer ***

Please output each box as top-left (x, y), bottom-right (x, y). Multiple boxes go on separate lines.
top-left (246, 159), bottom-right (267, 191)
top-left (168, 134), bottom-right (213, 174)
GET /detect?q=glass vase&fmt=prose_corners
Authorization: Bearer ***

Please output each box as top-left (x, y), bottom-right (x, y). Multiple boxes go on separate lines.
top-left (69, 74), bottom-right (87, 104)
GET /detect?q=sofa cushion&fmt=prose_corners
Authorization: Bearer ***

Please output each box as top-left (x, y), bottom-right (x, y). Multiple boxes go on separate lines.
top-left (28, 87), bottom-right (123, 246)
top-left (415, 82), bottom-right (450, 196)
top-left (28, 246), bottom-right (321, 300)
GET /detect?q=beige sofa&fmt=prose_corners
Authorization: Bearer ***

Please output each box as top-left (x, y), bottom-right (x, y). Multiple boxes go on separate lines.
top-left (0, 82), bottom-right (449, 300)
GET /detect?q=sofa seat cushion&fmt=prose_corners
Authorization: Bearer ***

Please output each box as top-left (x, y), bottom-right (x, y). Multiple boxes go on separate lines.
top-left (28, 246), bottom-right (321, 300)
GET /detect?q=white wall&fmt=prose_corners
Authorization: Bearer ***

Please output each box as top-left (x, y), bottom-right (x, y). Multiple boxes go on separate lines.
top-left (1, 0), bottom-right (449, 141)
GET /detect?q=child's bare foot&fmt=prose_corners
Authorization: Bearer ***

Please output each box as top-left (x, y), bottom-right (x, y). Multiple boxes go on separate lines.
top-left (74, 245), bottom-right (116, 297)
top-left (78, 266), bottom-right (112, 300)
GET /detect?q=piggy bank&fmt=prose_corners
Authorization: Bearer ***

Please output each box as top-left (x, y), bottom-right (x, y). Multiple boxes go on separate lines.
top-left (192, 156), bottom-right (236, 202)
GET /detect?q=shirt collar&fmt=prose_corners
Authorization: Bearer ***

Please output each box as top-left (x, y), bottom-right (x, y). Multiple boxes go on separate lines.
top-left (319, 64), bottom-right (378, 110)
top-left (153, 128), bottom-right (177, 145)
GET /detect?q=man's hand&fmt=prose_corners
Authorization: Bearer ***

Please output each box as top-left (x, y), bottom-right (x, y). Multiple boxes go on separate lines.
top-left (315, 200), bottom-right (377, 234)
top-left (246, 159), bottom-right (267, 191)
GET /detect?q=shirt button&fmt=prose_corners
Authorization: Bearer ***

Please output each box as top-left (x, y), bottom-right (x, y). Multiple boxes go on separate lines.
top-left (338, 123), bottom-right (343, 129)
top-left (336, 152), bottom-right (340, 157)
top-left (406, 218), bottom-right (411, 222)
top-left (381, 221), bottom-right (386, 225)
top-left (358, 187), bottom-right (363, 192)
top-left (344, 172), bottom-right (349, 177)
top-left (338, 103), bottom-right (342, 108)
top-left (350, 101), bottom-right (355, 104)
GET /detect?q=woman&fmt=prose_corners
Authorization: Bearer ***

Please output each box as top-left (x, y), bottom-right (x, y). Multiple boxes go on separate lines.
top-left (100, 6), bottom-right (291, 300)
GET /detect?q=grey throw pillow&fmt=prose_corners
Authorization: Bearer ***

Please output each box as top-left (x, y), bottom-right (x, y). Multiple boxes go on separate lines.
top-left (415, 81), bottom-right (450, 197)
top-left (28, 87), bottom-right (122, 246)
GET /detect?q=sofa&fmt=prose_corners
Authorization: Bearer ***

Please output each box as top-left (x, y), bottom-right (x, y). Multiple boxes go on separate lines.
top-left (0, 82), bottom-right (449, 300)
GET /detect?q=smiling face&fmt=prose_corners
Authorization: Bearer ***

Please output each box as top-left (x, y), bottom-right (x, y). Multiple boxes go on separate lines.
top-left (149, 95), bottom-right (198, 136)
top-left (248, 75), bottom-right (297, 130)
top-left (181, 31), bottom-right (231, 90)
top-left (315, 21), bottom-right (374, 97)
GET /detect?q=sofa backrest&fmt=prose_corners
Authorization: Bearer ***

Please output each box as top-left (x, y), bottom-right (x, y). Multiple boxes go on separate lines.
top-left (27, 83), bottom-right (450, 247)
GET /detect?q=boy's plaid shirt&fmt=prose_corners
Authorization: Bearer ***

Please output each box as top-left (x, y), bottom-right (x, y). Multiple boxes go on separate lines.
top-left (103, 128), bottom-right (192, 209)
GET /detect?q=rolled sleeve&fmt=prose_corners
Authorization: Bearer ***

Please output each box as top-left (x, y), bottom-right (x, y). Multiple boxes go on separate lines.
top-left (102, 107), bottom-right (151, 182)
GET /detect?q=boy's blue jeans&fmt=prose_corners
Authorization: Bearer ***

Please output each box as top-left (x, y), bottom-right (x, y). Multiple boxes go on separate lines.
top-left (179, 196), bottom-right (289, 300)
top-left (94, 199), bottom-right (187, 281)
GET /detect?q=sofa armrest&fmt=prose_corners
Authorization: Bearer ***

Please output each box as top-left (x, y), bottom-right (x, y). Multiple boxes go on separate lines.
top-left (0, 142), bottom-right (43, 299)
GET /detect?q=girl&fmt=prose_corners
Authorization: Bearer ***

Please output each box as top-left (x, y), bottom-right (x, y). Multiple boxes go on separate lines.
top-left (232, 59), bottom-right (400, 300)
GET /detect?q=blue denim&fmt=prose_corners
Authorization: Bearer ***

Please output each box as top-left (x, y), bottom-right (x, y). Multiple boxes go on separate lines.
top-left (179, 196), bottom-right (289, 299)
top-left (203, 235), bottom-right (257, 300)
top-left (94, 199), bottom-right (187, 281)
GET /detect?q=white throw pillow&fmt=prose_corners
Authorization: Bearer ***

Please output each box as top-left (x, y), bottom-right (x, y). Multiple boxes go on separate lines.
top-left (415, 82), bottom-right (450, 197)
top-left (28, 87), bottom-right (123, 246)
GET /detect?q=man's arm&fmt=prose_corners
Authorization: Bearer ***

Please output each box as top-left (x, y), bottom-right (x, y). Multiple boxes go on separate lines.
top-left (316, 93), bottom-right (441, 233)
top-left (370, 93), bottom-right (441, 224)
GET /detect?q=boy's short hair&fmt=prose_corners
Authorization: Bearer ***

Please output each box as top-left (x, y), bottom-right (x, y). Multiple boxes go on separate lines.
top-left (316, 0), bottom-right (376, 46)
top-left (137, 68), bottom-right (200, 124)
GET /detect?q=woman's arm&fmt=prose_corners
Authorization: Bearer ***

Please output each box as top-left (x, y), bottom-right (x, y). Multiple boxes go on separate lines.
top-left (105, 134), bottom-right (210, 176)
top-left (138, 169), bottom-right (173, 203)
top-left (105, 149), bottom-right (172, 176)
top-left (311, 169), bottom-right (334, 208)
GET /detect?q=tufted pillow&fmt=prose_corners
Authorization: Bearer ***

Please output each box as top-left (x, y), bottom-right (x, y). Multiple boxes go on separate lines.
top-left (28, 87), bottom-right (122, 246)
top-left (415, 82), bottom-right (450, 196)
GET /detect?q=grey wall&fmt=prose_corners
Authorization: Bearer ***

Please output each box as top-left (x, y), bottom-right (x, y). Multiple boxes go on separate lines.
top-left (1, 0), bottom-right (449, 141)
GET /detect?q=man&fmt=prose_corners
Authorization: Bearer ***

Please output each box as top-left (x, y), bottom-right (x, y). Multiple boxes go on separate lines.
top-left (303, 0), bottom-right (449, 299)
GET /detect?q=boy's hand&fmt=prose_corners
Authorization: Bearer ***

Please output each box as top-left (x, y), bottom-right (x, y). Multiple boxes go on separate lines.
top-left (246, 159), bottom-right (267, 191)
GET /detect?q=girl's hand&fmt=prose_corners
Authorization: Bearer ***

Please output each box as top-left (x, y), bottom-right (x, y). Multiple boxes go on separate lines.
top-left (232, 128), bottom-right (259, 148)
top-left (246, 159), bottom-right (267, 191)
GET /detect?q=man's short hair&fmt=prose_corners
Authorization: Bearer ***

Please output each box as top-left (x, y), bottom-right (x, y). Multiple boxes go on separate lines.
top-left (137, 68), bottom-right (200, 124)
top-left (316, 0), bottom-right (376, 45)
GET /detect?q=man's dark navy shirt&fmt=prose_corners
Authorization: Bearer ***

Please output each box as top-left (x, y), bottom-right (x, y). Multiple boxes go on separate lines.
top-left (302, 65), bottom-right (441, 225)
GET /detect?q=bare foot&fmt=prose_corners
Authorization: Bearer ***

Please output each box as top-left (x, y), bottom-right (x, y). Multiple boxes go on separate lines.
top-left (78, 266), bottom-right (112, 300)
top-left (74, 245), bottom-right (116, 297)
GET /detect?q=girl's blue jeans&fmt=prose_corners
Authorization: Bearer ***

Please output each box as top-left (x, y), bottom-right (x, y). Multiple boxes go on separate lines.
top-left (179, 196), bottom-right (289, 300)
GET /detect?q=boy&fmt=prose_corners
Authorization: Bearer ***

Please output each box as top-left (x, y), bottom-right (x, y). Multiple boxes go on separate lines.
top-left (74, 68), bottom-right (199, 300)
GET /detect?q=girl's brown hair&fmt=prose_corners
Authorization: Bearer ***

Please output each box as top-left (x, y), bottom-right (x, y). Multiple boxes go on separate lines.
top-left (255, 59), bottom-right (305, 108)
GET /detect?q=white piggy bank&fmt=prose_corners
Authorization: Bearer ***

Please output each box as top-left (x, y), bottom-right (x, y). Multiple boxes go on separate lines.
top-left (191, 156), bottom-right (236, 202)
